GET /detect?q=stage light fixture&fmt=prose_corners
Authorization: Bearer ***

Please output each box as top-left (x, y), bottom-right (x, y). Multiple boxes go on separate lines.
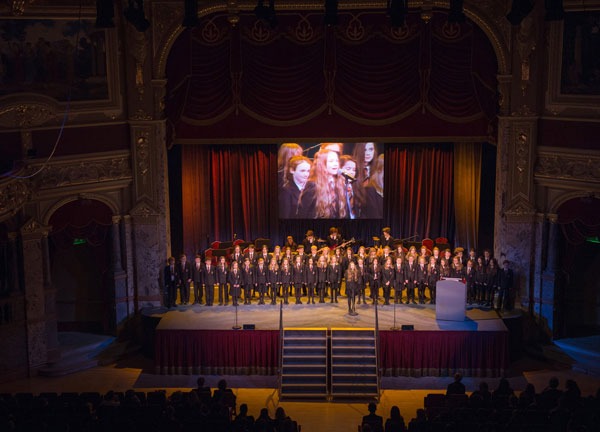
top-left (183, 0), bottom-right (199, 28)
top-left (124, 0), bottom-right (151, 32)
top-left (254, 0), bottom-right (277, 28)
top-left (545, 0), bottom-right (565, 21)
top-left (506, 0), bottom-right (534, 26)
top-left (388, 0), bottom-right (407, 28)
top-left (448, 0), bottom-right (466, 23)
top-left (324, 0), bottom-right (338, 26)
top-left (95, 0), bottom-right (115, 28)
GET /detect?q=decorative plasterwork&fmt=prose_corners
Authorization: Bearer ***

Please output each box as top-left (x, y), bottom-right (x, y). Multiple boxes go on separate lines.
top-left (26, 152), bottom-right (132, 190)
top-left (497, 74), bottom-right (513, 116)
top-left (151, 79), bottom-right (168, 118)
top-left (130, 199), bottom-right (161, 224)
top-left (152, 1), bottom-right (185, 77)
top-left (152, 0), bottom-right (511, 78)
top-left (6, 0), bottom-right (35, 16)
top-left (0, 95), bottom-right (59, 129)
top-left (20, 217), bottom-right (50, 237)
top-left (0, 151), bottom-right (131, 224)
top-left (504, 199), bottom-right (536, 218)
top-left (504, 118), bottom-right (537, 218)
top-left (0, 178), bottom-right (31, 221)
top-left (127, 23), bottom-right (149, 99)
top-left (535, 147), bottom-right (600, 187)
top-left (130, 124), bottom-right (157, 201)
top-left (136, 132), bottom-right (150, 182)
top-left (515, 15), bottom-right (536, 96)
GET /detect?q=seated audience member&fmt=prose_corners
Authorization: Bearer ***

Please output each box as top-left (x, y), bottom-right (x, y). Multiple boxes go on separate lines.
top-left (446, 373), bottom-right (466, 395)
top-left (362, 402), bottom-right (384, 432)
top-left (539, 376), bottom-right (563, 410)
top-left (99, 391), bottom-right (121, 407)
top-left (492, 377), bottom-right (515, 408)
top-left (384, 405), bottom-right (406, 432)
top-left (560, 379), bottom-right (583, 410)
top-left (518, 383), bottom-right (537, 408)
top-left (469, 381), bottom-right (492, 408)
top-left (212, 379), bottom-right (236, 413)
top-left (274, 407), bottom-right (298, 432)
top-left (407, 409), bottom-right (428, 432)
top-left (232, 403), bottom-right (255, 432)
top-left (254, 407), bottom-right (275, 432)
top-left (196, 376), bottom-right (212, 405)
top-left (122, 389), bottom-right (142, 409)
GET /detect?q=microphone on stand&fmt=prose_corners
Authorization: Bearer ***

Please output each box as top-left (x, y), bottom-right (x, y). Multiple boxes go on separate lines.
top-left (340, 170), bottom-right (356, 183)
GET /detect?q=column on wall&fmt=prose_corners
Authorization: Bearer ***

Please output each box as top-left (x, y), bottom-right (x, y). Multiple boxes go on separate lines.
top-left (494, 116), bottom-right (539, 314)
top-left (122, 215), bottom-right (137, 314)
top-left (41, 231), bottom-right (59, 361)
top-left (129, 120), bottom-right (170, 309)
top-left (0, 232), bottom-right (28, 380)
top-left (19, 218), bottom-right (58, 373)
top-left (110, 215), bottom-right (128, 334)
top-left (539, 214), bottom-right (563, 338)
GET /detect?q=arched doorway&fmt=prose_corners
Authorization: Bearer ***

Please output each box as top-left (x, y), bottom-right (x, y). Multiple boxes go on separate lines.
top-left (48, 199), bottom-right (113, 334)
top-left (555, 196), bottom-right (600, 338)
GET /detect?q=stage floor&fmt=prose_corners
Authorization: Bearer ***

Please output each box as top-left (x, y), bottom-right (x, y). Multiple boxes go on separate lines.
top-left (151, 301), bottom-right (509, 332)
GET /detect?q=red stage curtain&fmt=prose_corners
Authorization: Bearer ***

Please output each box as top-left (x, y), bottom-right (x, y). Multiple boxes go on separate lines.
top-left (385, 143), bottom-right (454, 241)
top-left (180, 143), bottom-right (456, 254)
top-left (181, 145), bottom-right (278, 254)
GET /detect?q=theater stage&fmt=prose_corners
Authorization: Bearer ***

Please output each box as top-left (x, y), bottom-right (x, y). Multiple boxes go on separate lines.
top-left (149, 302), bottom-right (511, 378)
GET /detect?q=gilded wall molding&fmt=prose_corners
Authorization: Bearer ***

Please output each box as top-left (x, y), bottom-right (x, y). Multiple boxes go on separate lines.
top-left (130, 199), bottom-right (161, 225)
top-left (0, 95), bottom-right (59, 129)
top-left (0, 177), bottom-right (31, 222)
top-left (0, 151), bottom-right (131, 224)
top-left (535, 148), bottom-right (600, 186)
top-left (25, 151), bottom-right (132, 190)
top-left (20, 217), bottom-right (50, 237)
top-left (504, 118), bottom-right (537, 217)
top-left (151, 0), bottom-right (511, 78)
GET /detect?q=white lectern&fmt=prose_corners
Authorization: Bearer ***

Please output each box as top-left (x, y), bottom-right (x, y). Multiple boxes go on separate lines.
top-left (436, 278), bottom-right (466, 321)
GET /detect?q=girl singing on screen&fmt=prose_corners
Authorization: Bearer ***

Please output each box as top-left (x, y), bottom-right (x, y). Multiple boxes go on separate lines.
top-left (279, 155), bottom-right (311, 218)
top-left (297, 149), bottom-right (347, 219)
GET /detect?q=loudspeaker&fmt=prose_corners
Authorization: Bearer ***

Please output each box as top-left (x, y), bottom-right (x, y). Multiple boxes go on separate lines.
top-left (243, 324), bottom-right (255, 330)
top-left (401, 324), bottom-right (414, 331)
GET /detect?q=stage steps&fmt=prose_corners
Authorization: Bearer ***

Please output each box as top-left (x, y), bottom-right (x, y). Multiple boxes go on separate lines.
top-left (280, 328), bottom-right (328, 399)
top-left (330, 328), bottom-right (379, 399)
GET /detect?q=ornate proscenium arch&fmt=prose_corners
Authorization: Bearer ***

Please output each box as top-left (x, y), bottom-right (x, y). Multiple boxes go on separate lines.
top-left (158, 2), bottom-right (505, 142)
top-left (152, 1), bottom-right (510, 79)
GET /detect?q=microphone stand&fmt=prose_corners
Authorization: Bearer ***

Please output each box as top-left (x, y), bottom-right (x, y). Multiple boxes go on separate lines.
top-left (399, 234), bottom-right (420, 243)
top-left (390, 298), bottom-right (399, 330)
top-left (232, 303), bottom-right (241, 330)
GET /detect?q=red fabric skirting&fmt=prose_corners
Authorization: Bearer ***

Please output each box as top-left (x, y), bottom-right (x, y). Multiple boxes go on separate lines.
top-left (154, 329), bottom-right (280, 375)
top-left (379, 330), bottom-right (509, 378)
top-left (154, 329), bottom-right (508, 377)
